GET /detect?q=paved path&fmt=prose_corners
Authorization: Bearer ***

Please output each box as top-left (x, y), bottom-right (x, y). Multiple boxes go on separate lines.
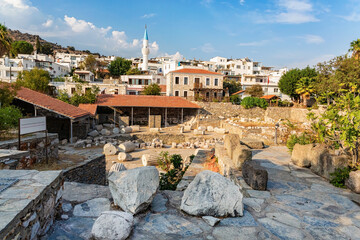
top-left (45, 146), bottom-right (360, 240)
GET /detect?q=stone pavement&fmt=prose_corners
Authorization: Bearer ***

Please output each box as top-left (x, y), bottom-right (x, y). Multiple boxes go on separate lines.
top-left (45, 146), bottom-right (360, 240)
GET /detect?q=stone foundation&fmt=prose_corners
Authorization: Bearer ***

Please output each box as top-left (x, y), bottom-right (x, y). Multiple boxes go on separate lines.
top-left (0, 170), bottom-right (63, 240)
top-left (64, 154), bottom-right (106, 185)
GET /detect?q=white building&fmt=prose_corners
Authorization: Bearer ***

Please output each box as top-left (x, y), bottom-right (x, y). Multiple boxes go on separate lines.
top-left (121, 74), bottom-right (166, 95)
top-left (55, 52), bottom-right (88, 68)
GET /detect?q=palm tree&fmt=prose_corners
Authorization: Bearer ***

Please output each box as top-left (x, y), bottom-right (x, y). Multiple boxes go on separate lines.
top-left (0, 24), bottom-right (12, 57)
top-left (295, 77), bottom-right (315, 105)
top-left (349, 39), bottom-right (360, 59)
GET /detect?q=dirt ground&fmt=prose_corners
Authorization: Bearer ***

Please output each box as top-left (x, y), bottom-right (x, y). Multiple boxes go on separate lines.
top-left (105, 146), bottom-right (197, 171)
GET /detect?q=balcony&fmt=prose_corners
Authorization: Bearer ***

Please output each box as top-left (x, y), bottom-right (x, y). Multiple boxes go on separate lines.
top-left (193, 83), bottom-right (203, 89)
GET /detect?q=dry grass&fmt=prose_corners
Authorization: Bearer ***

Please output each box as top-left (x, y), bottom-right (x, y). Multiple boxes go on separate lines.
top-left (28, 153), bottom-right (87, 171)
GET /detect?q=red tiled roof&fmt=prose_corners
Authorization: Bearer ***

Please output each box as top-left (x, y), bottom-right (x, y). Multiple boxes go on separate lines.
top-left (78, 104), bottom-right (98, 116)
top-left (159, 85), bottom-right (166, 93)
top-left (260, 95), bottom-right (278, 100)
top-left (170, 68), bottom-right (222, 75)
top-left (231, 90), bottom-right (245, 96)
top-left (95, 94), bottom-right (201, 108)
top-left (15, 87), bottom-right (90, 119)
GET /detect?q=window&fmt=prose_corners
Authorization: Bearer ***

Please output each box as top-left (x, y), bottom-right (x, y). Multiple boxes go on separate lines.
top-left (129, 79), bottom-right (133, 85)
top-left (157, 78), bottom-right (160, 84)
top-left (206, 92), bottom-right (210, 99)
top-left (175, 77), bottom-right (180, 84)
top-left (184, 77), bottom-right (188, 85)
top-left (115, 89), bottom-right (119, 95)
top-left (214, 78), bottom-right (218, 86)
top-left (71, 88), bottom-right (75, 94)
top-left (184, 91), bottom-right (188, 98)
top-left (274, 88), bottom-right (279, 93)
top-left (175, 91), bottom-right (179, 96)
top-left (236, 65), bottom-right (240, 69)
top-left (214, 92), bottom-right (217, 98)
top-left (248, 66), bottom-right (250, 70)
top-left (206, 78), bottom-right (210, 86)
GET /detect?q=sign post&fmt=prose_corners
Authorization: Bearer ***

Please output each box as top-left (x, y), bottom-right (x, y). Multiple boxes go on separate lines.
top-left (18, 117), bottom-right (48, 163)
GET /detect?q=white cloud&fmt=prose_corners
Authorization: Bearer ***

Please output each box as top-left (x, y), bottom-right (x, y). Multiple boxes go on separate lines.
top-left (300, 34), bottom-right (324, 44)
top-left (201, 43), bottom-right (215, 53)
top-left (42, 19), bottom-right (53, 28)
top-left (237, 40), bottom-right (268, 46)
top-left (141, 13), bottom-right (156, 19)
top-left (343, 12), bottom-right (360, 22)
top-left (0, 0), bottom-right (160, 57)
top-left (275, 0), bottom-right (319, 24)
top-left (162, 52), bottom-right (184, 61)
top-left (239, 0), bottom-right (245, 5)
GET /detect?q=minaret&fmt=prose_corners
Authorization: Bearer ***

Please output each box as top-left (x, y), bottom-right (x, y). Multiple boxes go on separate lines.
top-left (141, 25), bottom-right (149, 71)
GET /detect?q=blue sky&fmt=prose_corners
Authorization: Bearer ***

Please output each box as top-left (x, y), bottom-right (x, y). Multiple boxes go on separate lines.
top-left (0, 0), bottom-right (359, 68)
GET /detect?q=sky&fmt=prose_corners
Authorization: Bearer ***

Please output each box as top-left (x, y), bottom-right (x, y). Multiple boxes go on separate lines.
top-left (0, 0), bottom-right (359, 68)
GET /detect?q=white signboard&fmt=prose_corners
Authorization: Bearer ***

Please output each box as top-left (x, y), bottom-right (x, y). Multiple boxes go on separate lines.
top-left (19, 117), bottom-right (46, 135)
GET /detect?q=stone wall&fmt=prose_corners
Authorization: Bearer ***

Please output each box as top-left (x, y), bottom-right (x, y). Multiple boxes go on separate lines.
top-left (0, 133), bottom-right (59, 166)
top-left (0, 170), bottom-right (63, 240)
top-left (132, 133), bottom-right (186, 145)
top-left (196, 102), bottom-right (322, 124)
top-left (63, 154), bottom-right (106, 185)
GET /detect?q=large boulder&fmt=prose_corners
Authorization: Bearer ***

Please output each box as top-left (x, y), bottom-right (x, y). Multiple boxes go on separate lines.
top-left (232, 145), bottom-right (252, 169)
top-left (180, 170), bottom-right (243, 217)
top-left (291, 144), bottom-right (314, 167)
top-left (95, 125), bottom-right (103, 132)
top-left (91, 211), bottom-right (133, 240)
top-left (224, 134), bottom-right (241, 159)
top-left (100, 129), bottom-right (111, 136)
top-left (310, 145), bottom-right (348, 179)
top-left (108, 166), bottom-right (159, 214)
top-left (346, 170), bottom-right (360, 193)
top-left (242, 161), bottom-right (268, 190)
top-left (119, 141), bottom-right (136, 153)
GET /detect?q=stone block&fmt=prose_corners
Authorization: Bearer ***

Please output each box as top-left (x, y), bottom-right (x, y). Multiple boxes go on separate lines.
top-left (240, 138), bottom-right (264, 149)
top-left (346, 170), bottom-right (360, 193)
top-left (232, 145), bottom-right (252, 169)
top-left (242, 161), bottom-right (268, 191)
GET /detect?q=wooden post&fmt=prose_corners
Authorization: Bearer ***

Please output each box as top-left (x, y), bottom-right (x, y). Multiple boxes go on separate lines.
top-left (148, 107), bottom-right (151, 127)
top-left (181, 108), bottom-right (184, 123)
top-left (18, 119), bottom-right (21, 150)
top-left (114, 108), bottom-right (116, 126)
top-left (45, 130), bottom-right (48, 164)
top-left (131, 107), bottom-right (134, 125)
top-left (34, 106), bottom-right (37, 116)
top-left (165, 107), bottom-right (167, 127)
top-left (70, 119), bottom-right (73, 144)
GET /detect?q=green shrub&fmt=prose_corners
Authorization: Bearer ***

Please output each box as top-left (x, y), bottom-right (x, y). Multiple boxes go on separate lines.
top-left (241, 97), bottom-right (268, 109)
top-left (230, 95), bottom-right (241, 105)
top-left (158, 152), bottom-right (191, 190)
top-left (0, 106), bottom-right (22, 132)
top-left (286, 133), bottom-right (314, 152)
top-left (330, 167), bottom-right (351, 188)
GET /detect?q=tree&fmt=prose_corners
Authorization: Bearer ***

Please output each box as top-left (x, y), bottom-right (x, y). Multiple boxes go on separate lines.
top-left (35, 36), bottom-right (41, 53)
top-left (245, 84), bottom-right (264, 97)
top-left (39, 43), bottom-right (53, 55)
top-left (10, 41), bottom-right (34, 56)
top-left (16, 68), bottom-right (51, 94)
top-left (295, 77), bottom-right (315, 104)
top-left (0, 83), bottom-right (18, 107)
top-left (349, 38), bottom-right (360, 59)
top-left (278, 67), bottom-right (317, 101)
top-left (57, 84), bottom-right (99, 106)
top-left (108, 57), bottom-right (132, 77)
top-left (67, 46), bottom-right (75, 51)
top-left (81, 54), bottom-right (98, 73)
top-left (223, 79), bottom-right (241, 95)
top-left (0, 24), bottom-right (12, 57)
top-left (126, 68), bottom-right (142, 75)
top-left (143, 83), bottom-right (161, 95)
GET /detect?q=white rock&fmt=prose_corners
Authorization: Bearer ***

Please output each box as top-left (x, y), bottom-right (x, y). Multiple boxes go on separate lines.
top-left (207, 126), bottom-right (214, 132)
top-left (110, 163), bottom-right (127, 173)
top-left (103, 143), bottom-right (117, 155)
top-left (100, 129), bottom-right (111, 136)
top-left (119, 141), bottom-right (136, 153)
top-left (202, 216), bottom-right (220, 227)
top-left (113, 128), bottom-right (120, 134)
top-left (91, 211), bottom-right (133, 240)
top-left (180, 170), bottom-right (243, 217)
top-left (61, 139), bottom-right (68, 145)
top-left (88, 130), bottom-right (99, 137)
top-left (171, 142), bottom-right (177, 148)
top-left (149, 128), bottom-right (160, 133)
top-left (118, 152), bottom-right (132, 161)
top-left (108, 166), bottom-right (159, 214)
top-left (95, 125), bottom-right (103, 131)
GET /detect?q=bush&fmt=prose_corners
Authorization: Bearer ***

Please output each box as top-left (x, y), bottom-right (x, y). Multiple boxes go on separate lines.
top-left (241, 97), bottom-right (268, 109)
top-left (330, 167), bottom-right (351, 188)
top-left (0, 106), bottom-right (22, 132)
top-left (158, 152), bottom-right (193, 190)
top-left (286, 133), bottom-right (314, 152)
top-left (230, 95), bottom-right (241, 105)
